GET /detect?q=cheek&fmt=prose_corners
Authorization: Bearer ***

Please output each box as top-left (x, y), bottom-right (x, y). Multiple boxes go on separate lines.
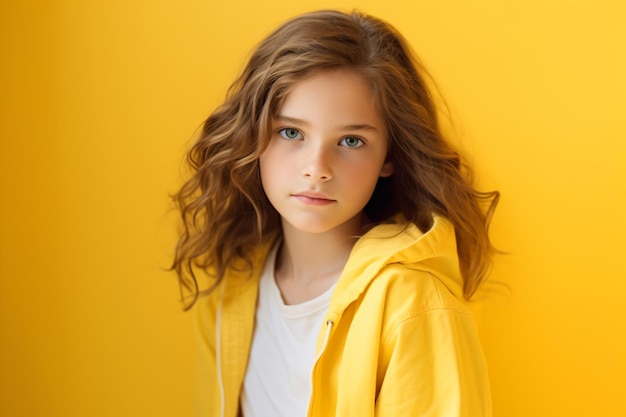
top-left (259, 155), bottom-right (273, 193)
top-left (259, 146), bottom-right (286, 193)
top-left (347, 158), bottom-right (384, 181)
top-left (353, 159), bottom-right (387, 193)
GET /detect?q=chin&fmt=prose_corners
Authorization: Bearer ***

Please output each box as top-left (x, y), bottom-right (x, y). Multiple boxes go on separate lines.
top-left (282, 213), bottom-right (361, 236)
top-left (287, 221), bottom-right (338, 235)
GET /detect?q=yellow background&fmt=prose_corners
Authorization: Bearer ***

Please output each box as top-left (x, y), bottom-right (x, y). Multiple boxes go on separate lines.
top-left (1, 0), bottom-right (624, 416)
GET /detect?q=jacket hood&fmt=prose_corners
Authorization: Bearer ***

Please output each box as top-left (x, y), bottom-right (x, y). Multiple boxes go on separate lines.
top-left (327, 213), bottom-right (463, 318)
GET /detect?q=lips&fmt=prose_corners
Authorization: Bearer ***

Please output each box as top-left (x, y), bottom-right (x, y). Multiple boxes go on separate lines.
top-left (292, 191), bottom-right (335, 205)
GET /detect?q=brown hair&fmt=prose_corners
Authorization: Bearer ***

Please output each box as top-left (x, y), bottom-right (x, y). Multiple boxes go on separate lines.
top-left (172, 10), bottom-right (499, 309)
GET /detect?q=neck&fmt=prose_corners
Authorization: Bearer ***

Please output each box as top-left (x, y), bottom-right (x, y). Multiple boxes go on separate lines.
top-left (274, 215), bottom-right (365, 304)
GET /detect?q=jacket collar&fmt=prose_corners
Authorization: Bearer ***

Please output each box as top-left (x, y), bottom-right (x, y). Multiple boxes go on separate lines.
top-left (327, 213), bottom-right (462, 321)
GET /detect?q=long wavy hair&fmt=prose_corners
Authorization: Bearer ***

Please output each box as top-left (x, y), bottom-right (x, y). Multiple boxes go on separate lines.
top-left (172, 10), bottom-right (499, 309)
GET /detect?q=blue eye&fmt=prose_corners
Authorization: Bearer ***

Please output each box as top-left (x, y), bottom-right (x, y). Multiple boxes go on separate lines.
top-left (339, 136), bottom-right (363, 148)
top-left (279, 128), bottom-right (302, 140)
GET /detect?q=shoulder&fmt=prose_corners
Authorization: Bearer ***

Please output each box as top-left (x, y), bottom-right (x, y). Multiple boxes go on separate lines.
top-left (371, 263), bottom-right (470, 320)
top-left (365, 266), bottom-right (482, 367)
top-left (193, 239), bottom-right (276, 325)
top-left (370, 267), bottom-right (492, 416)
top-left (350, 261), bottom-right (473, 351)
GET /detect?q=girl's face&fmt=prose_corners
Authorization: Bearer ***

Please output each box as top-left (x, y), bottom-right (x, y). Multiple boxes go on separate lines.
top-left (259, 68), bottom-right (393, 235)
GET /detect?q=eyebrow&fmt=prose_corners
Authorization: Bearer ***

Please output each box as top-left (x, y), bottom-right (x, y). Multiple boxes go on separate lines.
top-left (274, 115), bottom-right (379, 132)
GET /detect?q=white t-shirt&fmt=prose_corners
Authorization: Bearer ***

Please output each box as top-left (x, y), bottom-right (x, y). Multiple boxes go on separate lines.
top-left (240, 244), bottom-right (334, 417)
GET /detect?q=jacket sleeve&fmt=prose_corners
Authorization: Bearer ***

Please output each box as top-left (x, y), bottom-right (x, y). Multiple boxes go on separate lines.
top-left (375, 307), bottom-right (492, 417)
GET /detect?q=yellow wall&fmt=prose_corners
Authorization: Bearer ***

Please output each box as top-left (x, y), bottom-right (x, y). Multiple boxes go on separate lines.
top-left (1, 1), bottom-right (624, 416)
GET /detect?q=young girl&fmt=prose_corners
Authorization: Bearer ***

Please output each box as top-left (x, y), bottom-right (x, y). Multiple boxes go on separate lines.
top-left (172, 9), bottom-right (498, 417)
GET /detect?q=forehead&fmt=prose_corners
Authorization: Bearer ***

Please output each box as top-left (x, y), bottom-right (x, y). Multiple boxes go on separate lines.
top-left (276, 69), bottom-right (384, 130)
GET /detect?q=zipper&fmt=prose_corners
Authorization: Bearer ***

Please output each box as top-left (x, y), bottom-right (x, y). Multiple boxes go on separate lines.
top-left (307, 319), bottom-right (334, 416)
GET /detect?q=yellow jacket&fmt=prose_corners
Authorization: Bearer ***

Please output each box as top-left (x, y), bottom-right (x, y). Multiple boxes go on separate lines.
top-left (194, 215), bottom-right (492, 416)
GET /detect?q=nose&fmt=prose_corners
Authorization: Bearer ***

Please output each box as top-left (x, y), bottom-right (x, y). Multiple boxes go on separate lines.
top-left (301, 145), bottom-right (333, 182)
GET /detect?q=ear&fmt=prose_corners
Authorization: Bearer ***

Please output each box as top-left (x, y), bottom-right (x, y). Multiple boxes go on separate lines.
top-left (379, 160), bottom-right (394, 178)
